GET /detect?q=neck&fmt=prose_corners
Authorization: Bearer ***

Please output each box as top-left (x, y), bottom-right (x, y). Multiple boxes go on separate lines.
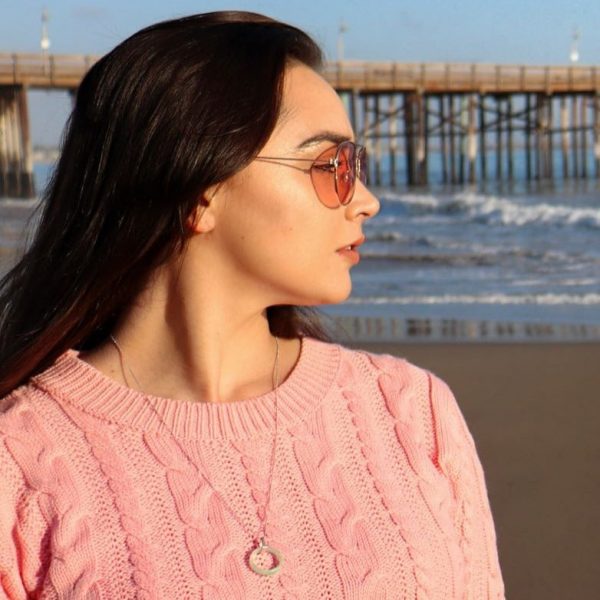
top-left (80, 263), bottom-right (300, 405)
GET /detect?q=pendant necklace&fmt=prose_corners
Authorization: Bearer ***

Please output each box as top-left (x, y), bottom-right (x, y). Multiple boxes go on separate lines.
top-left (109, 333), bottom-right (284, 577)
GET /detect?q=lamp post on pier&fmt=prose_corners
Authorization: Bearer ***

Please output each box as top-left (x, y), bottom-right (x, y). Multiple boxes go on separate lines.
top-left (337, 19), bottom-right (348, 62)
top-left (570, 28), bottom-right (580, 64)
top-left (41, 7), bottom-right (51, 75)
top-left (41, 8), bottom-right (51, 56)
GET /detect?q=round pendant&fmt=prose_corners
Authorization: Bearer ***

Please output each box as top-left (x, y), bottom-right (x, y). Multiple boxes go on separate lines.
top-left (249, 538), bottom-right (284, 576)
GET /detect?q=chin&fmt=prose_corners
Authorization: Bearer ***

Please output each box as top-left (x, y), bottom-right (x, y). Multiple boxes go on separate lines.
top-left (314, 282), bottom-right (353, 306)
top-left (279, 271), bottom-right (353, 306)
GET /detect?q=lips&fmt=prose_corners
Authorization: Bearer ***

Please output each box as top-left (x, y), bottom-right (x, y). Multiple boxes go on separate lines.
top-left (337, 235), bottom-right (366, 251)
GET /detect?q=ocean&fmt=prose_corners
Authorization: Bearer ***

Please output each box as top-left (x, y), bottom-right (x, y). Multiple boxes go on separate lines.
top-left (322, 179), bottom-right (600, 326)
top-left (1, 163), bottom-right (599, 341)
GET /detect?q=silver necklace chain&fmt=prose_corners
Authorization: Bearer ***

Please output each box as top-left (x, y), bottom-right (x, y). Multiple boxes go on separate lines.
top-left (108, 333), bottom-right (284, 576)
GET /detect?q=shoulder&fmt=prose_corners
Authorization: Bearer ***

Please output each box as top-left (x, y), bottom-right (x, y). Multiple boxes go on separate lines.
top-left (0, 349), bottom-right (84, 436)
top-left (336, 341), bottom-right (464, 425)
top-left (0, 386), bottom-right (39, 502)
top-left (331, 339), bottom-right (447, 400)
top-left (0, 371), bottom-right (70, 489)
top-left (325, 340), bottom-right (470, 459)
top-left (319, 340), bottom-right (447, 452)
top-left (0, 382), bottom-right (43, 434)
top-left (0, 379), bottom-right (52, 450)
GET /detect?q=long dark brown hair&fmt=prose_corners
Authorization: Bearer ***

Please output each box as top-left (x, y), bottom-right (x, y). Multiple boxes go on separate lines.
top-left (0, 11), bottom-right (339, 398)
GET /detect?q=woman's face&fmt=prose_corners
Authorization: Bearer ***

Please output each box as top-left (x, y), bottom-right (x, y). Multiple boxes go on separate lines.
top-left (201, 62), bottom-right (381, 308)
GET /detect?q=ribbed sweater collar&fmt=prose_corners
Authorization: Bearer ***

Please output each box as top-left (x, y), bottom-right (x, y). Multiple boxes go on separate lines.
top-left (30, 336), bottom-right (341, 440)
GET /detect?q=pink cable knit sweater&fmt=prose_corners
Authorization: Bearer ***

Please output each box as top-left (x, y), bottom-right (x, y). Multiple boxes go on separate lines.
top-left (0, 336), bottom-right (505, 599)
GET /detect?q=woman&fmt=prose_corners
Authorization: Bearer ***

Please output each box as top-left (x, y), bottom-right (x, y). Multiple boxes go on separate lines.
top-left (0, 12), bottom-right (504, 599)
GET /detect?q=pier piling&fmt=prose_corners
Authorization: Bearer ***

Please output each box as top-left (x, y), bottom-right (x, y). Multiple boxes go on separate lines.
top-left (3, 55), bottom-right (600, 195)
top-left (0, 86), bottom-right (34, 198)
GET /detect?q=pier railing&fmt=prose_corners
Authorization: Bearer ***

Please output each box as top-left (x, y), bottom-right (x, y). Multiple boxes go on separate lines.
top-left (0, 53), bottom-right (98, 88)
top-left (2, 53), bottom-right (600, 93)
top-left (323, 61), bottom-right (600, 93)
top-left (3, 53), bottom-right (600, 196)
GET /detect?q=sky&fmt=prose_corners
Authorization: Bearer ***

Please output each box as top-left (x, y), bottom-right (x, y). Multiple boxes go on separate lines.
top-left (3, 0), bottom-right (600, 144)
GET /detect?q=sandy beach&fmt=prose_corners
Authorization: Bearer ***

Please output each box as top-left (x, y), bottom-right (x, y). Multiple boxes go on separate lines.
top-left (347, 341), bottom-right (600, 600)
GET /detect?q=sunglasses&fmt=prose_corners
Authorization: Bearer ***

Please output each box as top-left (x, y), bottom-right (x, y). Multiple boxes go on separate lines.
top-left (256, 140), bottom-right (368, 208)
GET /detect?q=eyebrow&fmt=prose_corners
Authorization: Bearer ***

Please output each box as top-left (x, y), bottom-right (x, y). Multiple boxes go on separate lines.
top-left (295, 131), bottom-right (353, 151)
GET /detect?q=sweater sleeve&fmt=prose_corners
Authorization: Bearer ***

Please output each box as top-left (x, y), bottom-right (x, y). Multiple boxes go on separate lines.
top-left (427, 372), bottom-right (505, 600)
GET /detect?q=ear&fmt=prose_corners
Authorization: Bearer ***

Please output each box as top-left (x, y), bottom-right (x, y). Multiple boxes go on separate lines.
top-left (186, 187), bottom-right (219, 234)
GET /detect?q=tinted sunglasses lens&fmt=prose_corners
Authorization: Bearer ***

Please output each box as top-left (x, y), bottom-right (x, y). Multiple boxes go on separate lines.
top-left (310, 145), bottom-right (341, 208)
top-left (310, 142), bottom-right (364, 207)
top-left (336, 142), bottom-right (356, 205)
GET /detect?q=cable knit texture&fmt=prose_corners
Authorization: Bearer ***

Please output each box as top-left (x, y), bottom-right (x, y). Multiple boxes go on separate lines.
top-left (0, 336), bottom-right (505, 599)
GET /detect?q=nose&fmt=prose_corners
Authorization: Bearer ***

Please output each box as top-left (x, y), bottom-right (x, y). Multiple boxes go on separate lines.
top-left (345, 181), bottom-right (380, 221)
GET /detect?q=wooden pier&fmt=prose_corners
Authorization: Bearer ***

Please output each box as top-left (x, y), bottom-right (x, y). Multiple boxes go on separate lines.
top-left (323, 61), bottom-right (600, 186)
top-left (2, 53), bottom-right (600, 196)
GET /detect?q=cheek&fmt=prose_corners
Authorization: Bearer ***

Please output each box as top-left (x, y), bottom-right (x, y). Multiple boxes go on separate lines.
top-left (214, 197), bottom-right (279, 268)
top-left (239, 214), bottom-right (326, 272)
top-left (214, 173), bottom-right (348, 296)
top-left (220, 175), bottom-right (317, 254)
